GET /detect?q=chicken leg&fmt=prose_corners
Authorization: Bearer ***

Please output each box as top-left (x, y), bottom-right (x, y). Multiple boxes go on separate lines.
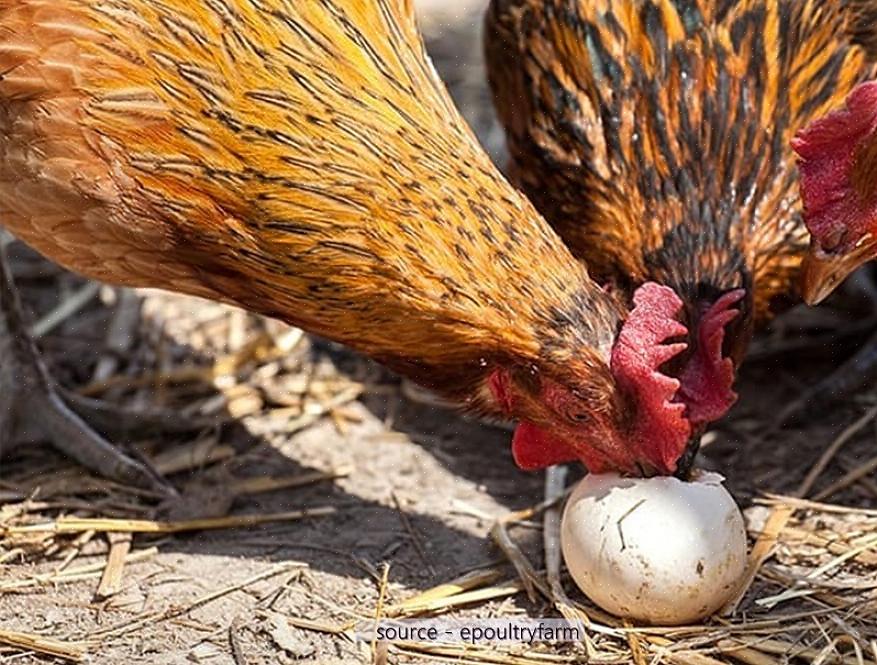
top-left (0, 245), bottom-right (171, 492)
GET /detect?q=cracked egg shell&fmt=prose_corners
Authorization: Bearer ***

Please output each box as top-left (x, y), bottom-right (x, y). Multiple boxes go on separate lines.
top-left (561, 471), bottom-right (747, 625)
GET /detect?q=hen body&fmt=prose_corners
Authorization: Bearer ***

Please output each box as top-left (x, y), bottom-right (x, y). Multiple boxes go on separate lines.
top-left (1, 0), bottom-right (722, 476)
top-left (486, 0), bottom-right (877, 396)
top-left (0, 0), bottom-right (627, 403)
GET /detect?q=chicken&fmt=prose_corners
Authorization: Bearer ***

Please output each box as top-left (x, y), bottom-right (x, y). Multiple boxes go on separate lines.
top-left (796, 80), bottom-right (877, 305)
top-left (0, 0), bottom-right (719, 486)
top-left (485, 0), bottom-right (877, 437)
top-left (783, 78), bottom-right (877, 415)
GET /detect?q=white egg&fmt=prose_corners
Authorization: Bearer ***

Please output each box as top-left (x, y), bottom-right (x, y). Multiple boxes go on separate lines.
top-left (561, 471), bottom-right (747, 625)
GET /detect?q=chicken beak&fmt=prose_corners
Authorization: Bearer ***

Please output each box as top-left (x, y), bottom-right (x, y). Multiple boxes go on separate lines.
top-left (801, 236), bottom-right (877, 305)
top-left (673, 431), bottom-right (703, 481)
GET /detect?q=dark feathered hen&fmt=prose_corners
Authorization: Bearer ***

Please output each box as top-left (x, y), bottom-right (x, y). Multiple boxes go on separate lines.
top-left (486, 0), bottom-right (877, 452)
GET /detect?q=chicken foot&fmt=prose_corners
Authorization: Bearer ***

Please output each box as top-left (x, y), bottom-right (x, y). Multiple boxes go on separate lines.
top-left (0, 246), bottom-right (173, 493)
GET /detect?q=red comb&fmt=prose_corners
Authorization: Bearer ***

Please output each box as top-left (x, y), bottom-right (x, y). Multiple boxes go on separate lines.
top-left (610, 282), bottom-right (690, 473)
top-left (678, 290), bottom-right (743, 426)
top-left (793, 81), bottom-right (877, 243)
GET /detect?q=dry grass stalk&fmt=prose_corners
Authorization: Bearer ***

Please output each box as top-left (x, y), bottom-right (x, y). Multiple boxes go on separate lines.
top-left (5, 506), bottom-right (335, 535)
top-left (227, 615), bottom-right (247, 665)
top-left (30, 281), bottom-right (101, 339)
top-left (230, 466), bottom-right (352, 496)
top-left (717, 638), bottom-right (872, 665)
top-left (542, 466), bottom-right (595, 657)
top-left (489, 488), bottom-right (570, 603)
top-left (759, 494), bottom-right (877, 517)
top-left (387, 580), bottom-right (525, 617)
top-left (371, 562), bottom-right (391, 665)
top-left (285, 616), bottom-right (348, 635)
top-left (813, 454), bottom-right (877, 502)
top-left (385, 568), bottom-right (505, 616)
top-left (0, 547), bottom-right (158, 593)
top-left (713, 643), bottom-right (776, 665)
top-left (95, 531), bottom-right (132, 600)
top-left (798, 404), bottom-right (877, 498)
top-left (0, 628), bottom-right (89, 662)
top-left (0, 547), bottom-right (24, 564)
top-left (722, 505), bottom-right (795, 615)
top-left (838, 457), bottom-right (877, 498)
top-left (624, 620), bottom-right (647, 665)
top-left (664, 654), bottom-right (730, 665)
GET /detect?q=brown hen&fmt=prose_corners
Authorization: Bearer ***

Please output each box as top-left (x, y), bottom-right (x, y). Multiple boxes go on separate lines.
top-left (0, 0), bottom-right (719, 486)
top-left (486, 0), bottom-right (877, 437)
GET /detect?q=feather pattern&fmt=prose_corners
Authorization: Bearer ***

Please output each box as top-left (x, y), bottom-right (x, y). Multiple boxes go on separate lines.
top-left (0, 0), bottom-right (624, 408)
top-left (486, 0), bottom-right (877, 323)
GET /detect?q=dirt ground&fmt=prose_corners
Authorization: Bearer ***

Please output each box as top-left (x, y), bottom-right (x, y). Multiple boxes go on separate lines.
top-left (1, 3), bottom-right (876, 664)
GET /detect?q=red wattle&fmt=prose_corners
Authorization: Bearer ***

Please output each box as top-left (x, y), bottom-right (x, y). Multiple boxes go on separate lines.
top-left (511, 422), bottom-right (580, 470)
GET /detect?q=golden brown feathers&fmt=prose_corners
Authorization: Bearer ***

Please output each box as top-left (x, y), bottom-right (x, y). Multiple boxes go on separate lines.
top-left (0, 0), bottom-right (626, 408)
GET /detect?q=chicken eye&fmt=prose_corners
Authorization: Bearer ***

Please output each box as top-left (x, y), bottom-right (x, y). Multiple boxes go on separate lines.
top-left (821, 226), bottom-right (848, 252)
top-left (568, 411), bottom-right (591, 424)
